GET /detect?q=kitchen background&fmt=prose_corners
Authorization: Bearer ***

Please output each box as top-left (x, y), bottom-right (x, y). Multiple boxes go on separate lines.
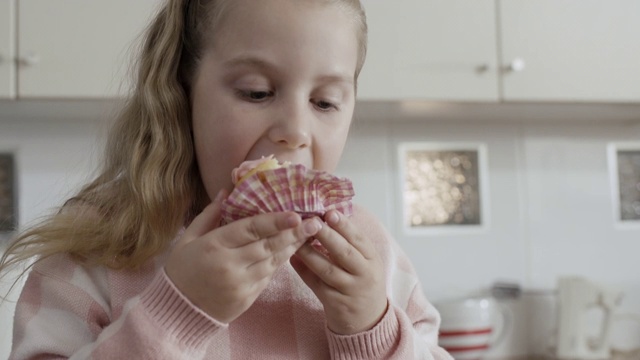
top-left (1, 0), bottom-right (640, 359)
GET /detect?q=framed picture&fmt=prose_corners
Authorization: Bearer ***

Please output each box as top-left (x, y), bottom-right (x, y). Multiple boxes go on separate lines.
top-left (0, 153), bottom-right (17, 238)
top-left (607, 142), bottom-right (640, 228)
top-left (398, 142), bottom-right (490, 236)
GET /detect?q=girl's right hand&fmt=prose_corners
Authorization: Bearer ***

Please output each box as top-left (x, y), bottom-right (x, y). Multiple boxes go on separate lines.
top-left (164, 190), bottom-right (322, 323)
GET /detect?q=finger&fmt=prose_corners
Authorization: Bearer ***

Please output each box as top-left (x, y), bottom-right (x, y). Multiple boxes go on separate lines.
top-left (324, 210), bottom-right (375, 260)
top-left (311, 224), bottom-right (364, 275)
top-left (182, 189), bottom-right (227, 242)
top-left (294, 241), bottom-right (350, 289)
top-left (220, 211), bottom-right (304, 248)
top-left (290, 254), bottom-right (336, 297)
top-left (243, 218), bottom-right (322, 271)
top-left (245, 238), bottom-right (305, 280)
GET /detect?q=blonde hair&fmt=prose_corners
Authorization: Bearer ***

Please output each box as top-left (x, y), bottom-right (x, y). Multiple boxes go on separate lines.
top-left (0, 0), bottom-right (367, 275)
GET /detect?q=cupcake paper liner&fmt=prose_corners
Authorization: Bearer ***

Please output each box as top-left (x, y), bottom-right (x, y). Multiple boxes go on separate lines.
top-left (220, 164), bottom-right (354, 224)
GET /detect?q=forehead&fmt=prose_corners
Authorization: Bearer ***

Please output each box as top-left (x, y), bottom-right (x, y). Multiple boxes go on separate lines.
top-left (211, 0), bottom-right (356, 48)
top-left (206, 0), bottom-right (359, 75)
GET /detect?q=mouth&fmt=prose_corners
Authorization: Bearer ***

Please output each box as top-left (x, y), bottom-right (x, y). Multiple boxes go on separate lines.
top-left (247, 153), bottom-right (312, 169)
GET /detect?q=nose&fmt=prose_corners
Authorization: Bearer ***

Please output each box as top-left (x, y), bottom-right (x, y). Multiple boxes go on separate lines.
top-left (268, 100), bottom-right (312, 149)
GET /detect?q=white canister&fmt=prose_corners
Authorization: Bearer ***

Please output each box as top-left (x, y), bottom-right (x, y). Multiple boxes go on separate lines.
top-left (435, 297), bottom-right (510, 360)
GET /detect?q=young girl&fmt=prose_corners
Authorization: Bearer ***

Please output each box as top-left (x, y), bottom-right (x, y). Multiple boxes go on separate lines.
top-left (1, 0), bottom-right (452, 358)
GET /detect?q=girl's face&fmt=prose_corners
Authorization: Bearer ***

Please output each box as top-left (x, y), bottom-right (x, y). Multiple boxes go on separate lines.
top-left (191, 0), bottom-right (359, 200)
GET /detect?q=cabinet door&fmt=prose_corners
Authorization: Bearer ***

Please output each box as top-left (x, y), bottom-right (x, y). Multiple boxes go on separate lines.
top-left (358, 0), bottom-right (499, 102)
top-left (0, 0), bottom-right (16, 99)
top-left (500, 0), bottom-right (640, 102)
top-left (18, 0), bottom-right (160, 98)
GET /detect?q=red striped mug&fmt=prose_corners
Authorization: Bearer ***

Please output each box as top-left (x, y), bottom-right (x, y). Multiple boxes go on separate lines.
top-left (435, 297), bottom-right (509, 360)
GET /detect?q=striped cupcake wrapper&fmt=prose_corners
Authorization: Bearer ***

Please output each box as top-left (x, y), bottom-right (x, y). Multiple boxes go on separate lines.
top-left (220, 164), bottom-right (354, 224)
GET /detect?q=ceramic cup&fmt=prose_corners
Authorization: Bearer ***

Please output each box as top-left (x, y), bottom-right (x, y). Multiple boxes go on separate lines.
top-left (435, 297), bottom-right (509, 360)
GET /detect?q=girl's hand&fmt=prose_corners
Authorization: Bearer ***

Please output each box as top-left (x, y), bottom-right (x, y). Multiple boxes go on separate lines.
top-left (165, 190), bottom-right (322, 324)
top-left (290, 210), bottom-right (388, 335)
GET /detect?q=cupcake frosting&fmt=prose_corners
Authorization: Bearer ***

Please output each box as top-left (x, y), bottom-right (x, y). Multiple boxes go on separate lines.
top-left (232, 155), bottom-right (289, 185)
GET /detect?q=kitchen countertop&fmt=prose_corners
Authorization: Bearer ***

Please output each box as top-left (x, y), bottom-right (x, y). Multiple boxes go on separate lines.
top-left (488, 352), bottom-right (640, 360)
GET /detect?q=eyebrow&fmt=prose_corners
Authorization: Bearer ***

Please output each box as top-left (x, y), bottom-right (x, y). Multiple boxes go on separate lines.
top-left (222, 56), bottom-right (355, 85)
top-left (316, 74), bottom-right (355, 86)
top-left (222, 56), bottom-right (275, 72)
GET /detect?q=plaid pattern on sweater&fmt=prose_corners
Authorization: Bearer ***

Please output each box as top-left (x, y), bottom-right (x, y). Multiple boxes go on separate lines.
top-left (10, 206), bottom-right (452, 360)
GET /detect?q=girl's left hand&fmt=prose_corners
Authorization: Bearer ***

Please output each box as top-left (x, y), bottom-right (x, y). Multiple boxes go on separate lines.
top-left (290, 210), bottom-right (388, 335)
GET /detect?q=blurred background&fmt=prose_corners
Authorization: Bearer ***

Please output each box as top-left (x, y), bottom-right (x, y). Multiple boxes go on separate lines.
top-left (1, 1), bottom-right (640, 359)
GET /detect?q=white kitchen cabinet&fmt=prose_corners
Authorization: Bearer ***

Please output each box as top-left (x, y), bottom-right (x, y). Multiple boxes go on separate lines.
top-left (0, 0), bottom-right (16, 99)
top-left (359, 0), bottom-right (640, 103)
top-left (500, 0), bottom-right (640, 102)
top-left (17, 0), bottom-right (160, 98)
top-left (358, 0), bottom-right (500, 102)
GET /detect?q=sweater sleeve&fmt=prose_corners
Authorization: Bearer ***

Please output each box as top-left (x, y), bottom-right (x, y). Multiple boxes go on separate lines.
top-left (10, 258), bottom-right (226, 360)
top-left (325, 272), bottom-right (452, 360)
top-left (325, 206), bottom-right (453, 360)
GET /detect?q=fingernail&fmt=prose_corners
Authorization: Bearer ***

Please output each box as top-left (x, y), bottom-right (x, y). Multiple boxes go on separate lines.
top-left (286, 213), bottom-right (300, 228)
top-left (327, 211), bottom-right (339, 225)
top-left (303, 218), bottom-right (321, 236)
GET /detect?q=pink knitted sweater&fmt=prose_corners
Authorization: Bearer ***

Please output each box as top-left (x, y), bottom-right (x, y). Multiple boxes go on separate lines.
top-left (10, 207), bottom-right (452, 359)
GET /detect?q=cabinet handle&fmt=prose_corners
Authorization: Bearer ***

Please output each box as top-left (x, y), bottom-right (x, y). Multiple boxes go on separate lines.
top-left (19, 53), bottom-right (40, 66)
top-left (475, 64), bottom-right (491, 74)
top-left (506, 57), bottom-right (526, 72)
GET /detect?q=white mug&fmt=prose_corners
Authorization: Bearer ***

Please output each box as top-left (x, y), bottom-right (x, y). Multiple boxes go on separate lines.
top-left (435, 297), bottom-right (510, 360)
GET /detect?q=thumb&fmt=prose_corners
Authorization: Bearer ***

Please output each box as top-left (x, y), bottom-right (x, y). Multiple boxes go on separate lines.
top-left (183, 189), bottom-right (227, 241)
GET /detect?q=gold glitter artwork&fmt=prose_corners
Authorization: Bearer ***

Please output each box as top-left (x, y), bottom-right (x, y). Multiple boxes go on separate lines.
top-left (616, 150), bottom-right (640, 221)
top-left (0, 153), bottom-right (16, 233)
top-left (403, 149), bottom-right (481, 227)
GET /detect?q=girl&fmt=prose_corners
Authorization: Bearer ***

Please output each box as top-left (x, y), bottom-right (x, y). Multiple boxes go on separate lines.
top-left (1, 0), bottom-right (452, 359)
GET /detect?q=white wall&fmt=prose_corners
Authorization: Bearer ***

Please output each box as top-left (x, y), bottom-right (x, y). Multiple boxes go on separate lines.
top-left (338, 115), bottom-right (640, 357)
top-left (0, 114), bottom-right (106, 358)
top-left (1, 105), bottom-right (640, 357)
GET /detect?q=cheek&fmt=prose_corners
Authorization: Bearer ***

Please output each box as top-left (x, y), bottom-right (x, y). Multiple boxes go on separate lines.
top-left (316, 123), bottom-right (351, 172)
top-left (192, 118), bottom-right (235, 195)
top-left (192, 100), bottom-right (245, 162)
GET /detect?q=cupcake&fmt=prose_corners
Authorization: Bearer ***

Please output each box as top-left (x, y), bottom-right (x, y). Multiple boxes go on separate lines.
top-left (220, 155), bottom-right (354, 224)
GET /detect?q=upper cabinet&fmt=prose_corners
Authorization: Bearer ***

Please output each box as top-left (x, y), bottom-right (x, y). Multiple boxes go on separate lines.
top-left (16, 0), bottom-right (160, 99)
top-left (0, 0), bottom-right (15, 99)
top-left (500, 0), bottom-right (640, 102)
top-left (2, 1), bottom-right (639, 102)
top-left (358, 0), bottom-right (499, 102)
top-left (359, 0), bottom-right (640, 103)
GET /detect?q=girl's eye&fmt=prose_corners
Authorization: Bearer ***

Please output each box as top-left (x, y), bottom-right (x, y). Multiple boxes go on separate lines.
top-left (315, 100), bottom-right (338, 111)
top-left (238, 90), bottom-right (273, 101)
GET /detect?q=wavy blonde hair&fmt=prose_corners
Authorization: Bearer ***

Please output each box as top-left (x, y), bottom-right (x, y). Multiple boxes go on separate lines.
top-left (0, 0), bottom-right (367, 275)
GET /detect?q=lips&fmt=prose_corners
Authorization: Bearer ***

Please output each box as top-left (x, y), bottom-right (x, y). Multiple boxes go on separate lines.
top-left (243, 151), bottom-right (313, 172)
